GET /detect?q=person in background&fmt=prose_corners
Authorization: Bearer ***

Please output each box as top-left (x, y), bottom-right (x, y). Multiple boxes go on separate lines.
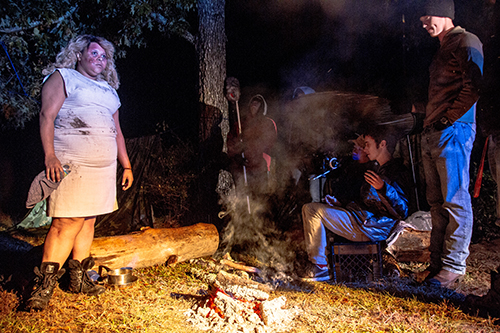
top-left (289, 87), bottom-right (321, 197)
top-left (292, 86), bottom-right (316, 100)
top-left (227, 94), bottom-right (277, 198)
top-left (350, 135), bottom-right (370, 164)
top-left (25, 35), bottom-right (133, 311)
top-left (417, 0), bottom-right (483, 288)
top-left (300, 127), bottom-right (409, 281)
top-left (224, 77), bottom-right (241, 136)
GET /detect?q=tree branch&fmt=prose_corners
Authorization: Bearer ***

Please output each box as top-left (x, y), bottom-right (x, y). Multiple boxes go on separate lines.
top-left (178, 29), bottom-right (196, 45)
top-left (0, 6), bottom-right (78, 34)
top-left (149, 12), bottom-right (195, 45)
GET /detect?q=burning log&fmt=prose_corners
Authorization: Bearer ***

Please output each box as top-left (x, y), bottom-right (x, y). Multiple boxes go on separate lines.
top-left (90, 223), bottom-right (219, 269)
top-left (216, 270), bottom-right (272, 293)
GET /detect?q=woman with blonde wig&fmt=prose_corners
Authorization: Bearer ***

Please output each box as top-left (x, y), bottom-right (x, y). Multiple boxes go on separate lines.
top-left (25, 35), bottom-right (133, 311)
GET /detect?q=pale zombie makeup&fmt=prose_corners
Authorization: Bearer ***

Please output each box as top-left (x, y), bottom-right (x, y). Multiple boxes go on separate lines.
top-left (77, 42), bottom-right (108, 79)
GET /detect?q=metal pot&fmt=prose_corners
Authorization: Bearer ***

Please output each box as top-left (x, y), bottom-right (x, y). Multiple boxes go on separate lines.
top-left (99, 266), bottom-right (138, 286)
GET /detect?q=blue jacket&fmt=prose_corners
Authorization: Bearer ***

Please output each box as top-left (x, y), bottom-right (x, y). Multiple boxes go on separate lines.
top-left (345, 158), bottom-right (410, 241)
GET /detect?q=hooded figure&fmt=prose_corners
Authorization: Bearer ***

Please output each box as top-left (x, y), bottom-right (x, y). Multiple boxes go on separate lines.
top-left (227, 94), bottom-right (277, 193)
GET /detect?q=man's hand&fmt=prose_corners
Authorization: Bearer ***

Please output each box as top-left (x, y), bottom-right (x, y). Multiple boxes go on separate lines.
top-left (364, 170), bottom-right (384, 190)
top-left (325, 195), bottom-right (341, 207)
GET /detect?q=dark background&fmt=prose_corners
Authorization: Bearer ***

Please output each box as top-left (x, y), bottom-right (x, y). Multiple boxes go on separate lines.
top-left (0, 0), bottom-right (497, 220)
top-left (116, 0), bottom-right (494, 138)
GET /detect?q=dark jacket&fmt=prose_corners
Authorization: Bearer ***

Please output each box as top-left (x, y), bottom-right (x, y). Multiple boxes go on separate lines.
top-left (346, 158), bottom-right (410, 242)
top-left (425, 26), bottom-right (483, 128)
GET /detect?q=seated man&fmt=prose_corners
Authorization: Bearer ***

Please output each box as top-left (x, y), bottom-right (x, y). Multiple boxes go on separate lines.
top-left (300, 127), bottom-right (410, 281)
top-left (323, 135), bottom-right (372, 206)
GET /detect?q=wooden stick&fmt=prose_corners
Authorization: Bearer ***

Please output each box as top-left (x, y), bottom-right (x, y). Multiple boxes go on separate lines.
top-left (474, 136), bottom-right (489, 198)
top-left (220, 259), bottom-right (261, 274)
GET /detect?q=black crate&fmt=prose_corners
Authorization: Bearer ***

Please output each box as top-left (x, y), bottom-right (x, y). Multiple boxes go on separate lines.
top-left (330, 241), bottom-right (383, 283)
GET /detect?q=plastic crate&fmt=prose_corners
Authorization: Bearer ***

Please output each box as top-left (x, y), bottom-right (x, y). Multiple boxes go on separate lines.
top-left (330, 241), bottom-right (383, 283)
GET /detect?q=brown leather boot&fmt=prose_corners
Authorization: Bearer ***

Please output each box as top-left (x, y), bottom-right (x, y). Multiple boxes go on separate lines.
top-left (427, 269), bottom-right (463, 289)
top-left (68, 257), bottom-right (105, 296)
top-left (25, 262), bottom-right (66, 311)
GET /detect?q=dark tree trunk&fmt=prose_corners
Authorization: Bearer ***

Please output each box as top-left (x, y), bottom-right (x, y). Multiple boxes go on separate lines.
top-left (191, 0), bottom-right (231, 225)
top-left (196, 0), bottom-right (228, 145)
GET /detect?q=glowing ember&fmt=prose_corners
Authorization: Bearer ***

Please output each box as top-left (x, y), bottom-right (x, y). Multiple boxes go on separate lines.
top-left (185, 283), bottom-right (301, 332)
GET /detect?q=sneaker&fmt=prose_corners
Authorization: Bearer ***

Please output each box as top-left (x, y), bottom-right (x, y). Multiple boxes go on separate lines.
top-left (300, 263), bottom-right (330, 282)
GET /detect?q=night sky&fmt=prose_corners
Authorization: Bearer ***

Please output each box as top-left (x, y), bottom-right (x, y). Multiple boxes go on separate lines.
top-left (115, 0), bottom-right (493, 140)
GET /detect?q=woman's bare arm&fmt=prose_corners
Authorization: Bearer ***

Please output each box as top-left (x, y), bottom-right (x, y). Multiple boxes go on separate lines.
top-left (113, 110), bottom-right (133, 190)
top-left (39, 71), bottom-right (66, 182)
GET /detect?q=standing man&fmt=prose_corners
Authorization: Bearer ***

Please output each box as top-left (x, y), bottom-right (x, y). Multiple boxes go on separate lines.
top-left (418, 0), bottom-right (483, 288)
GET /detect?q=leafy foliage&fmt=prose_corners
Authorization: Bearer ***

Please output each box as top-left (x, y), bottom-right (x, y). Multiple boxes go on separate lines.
top-left (0, 0), bottom-right (196, 129)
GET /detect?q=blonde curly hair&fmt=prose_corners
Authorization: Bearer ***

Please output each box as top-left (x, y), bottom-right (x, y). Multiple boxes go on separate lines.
top-left (43, 35), bottom-right (120, 89)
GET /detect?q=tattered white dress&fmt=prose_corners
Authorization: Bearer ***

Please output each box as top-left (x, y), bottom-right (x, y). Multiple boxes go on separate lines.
top-left (46, 68), bottom-right (121, 217)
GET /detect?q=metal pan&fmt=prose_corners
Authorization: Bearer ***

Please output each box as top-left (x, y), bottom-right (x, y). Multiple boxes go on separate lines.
top-left (99, 266), bottom-right (138, 286)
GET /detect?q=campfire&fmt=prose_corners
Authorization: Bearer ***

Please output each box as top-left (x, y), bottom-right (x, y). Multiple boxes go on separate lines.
top-left (184, 258), bottom-right (302, 332)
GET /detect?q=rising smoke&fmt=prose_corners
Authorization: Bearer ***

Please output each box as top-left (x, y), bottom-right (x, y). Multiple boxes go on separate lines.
top-left (217, 87), bottom-right (394, 282)
top-left (220, 0), bottom-right (412, 281)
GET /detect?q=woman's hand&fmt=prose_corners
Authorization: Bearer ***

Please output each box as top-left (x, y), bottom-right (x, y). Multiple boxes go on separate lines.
top-left (45, 155), bottom-right (63, 182)
top-left (121, 169), bottom-right (134, 190)
top-left (364, 170), bottom-right (384, 190)
top-left (325, 194), bottom-right (341, 207)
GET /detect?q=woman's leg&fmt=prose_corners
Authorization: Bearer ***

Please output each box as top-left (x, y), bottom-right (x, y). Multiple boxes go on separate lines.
top-left (27, 216), bottom-right (87, 311)
top-left (42, 217), bottom-right (86, 266)
top-left (71, 216), bottom-right (97, 261)
top-left (65, 216), bottom-right (103, 295)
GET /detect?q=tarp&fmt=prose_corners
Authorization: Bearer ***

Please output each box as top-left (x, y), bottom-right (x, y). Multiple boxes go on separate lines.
top-left (17, 200), bottom-right (52, 229)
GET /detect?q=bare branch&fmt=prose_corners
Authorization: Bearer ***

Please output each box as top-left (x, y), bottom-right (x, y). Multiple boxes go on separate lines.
top-left (149, 12), bottom-right (195, 45)
top-left (178, 29), bottom-right (196, 45)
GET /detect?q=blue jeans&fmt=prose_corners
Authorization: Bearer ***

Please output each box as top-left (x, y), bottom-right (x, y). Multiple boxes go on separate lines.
top-left (302, 203), bottom-right (370, 266)
top-left (421, 122), bottom-right (475, 275)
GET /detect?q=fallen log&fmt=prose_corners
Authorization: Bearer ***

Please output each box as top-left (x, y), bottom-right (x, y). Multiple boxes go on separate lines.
top-left (90, 223), bottom-right (219, 269)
